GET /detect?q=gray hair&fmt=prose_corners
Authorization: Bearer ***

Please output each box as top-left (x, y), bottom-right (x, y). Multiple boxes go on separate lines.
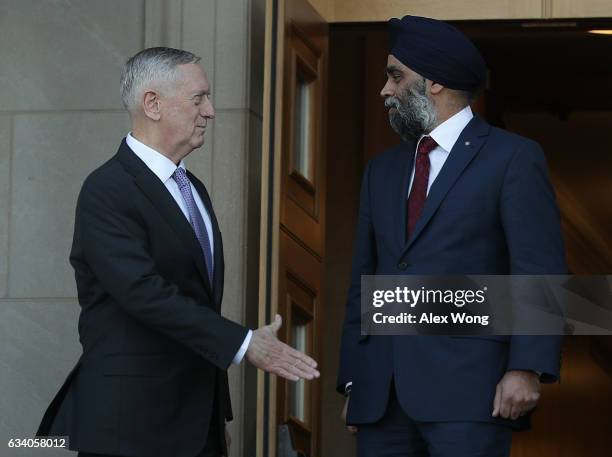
top-left (120, 47), bottom-right (201, 112)
top-left (385, 77), bottom-right (438, 141)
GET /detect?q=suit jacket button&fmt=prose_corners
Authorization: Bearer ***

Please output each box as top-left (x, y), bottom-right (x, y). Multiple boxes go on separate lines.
top-left (398, 262), bottom-right (408, 270)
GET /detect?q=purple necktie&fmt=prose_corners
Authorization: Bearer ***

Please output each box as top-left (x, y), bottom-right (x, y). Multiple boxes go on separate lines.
top-left (172, 168), bottom-right (214, 283)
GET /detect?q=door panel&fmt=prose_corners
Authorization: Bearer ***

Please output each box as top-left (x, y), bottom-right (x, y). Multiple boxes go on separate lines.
top-left (281, 1), bottom-right (327, 256)
top-left (278, 229), bottom-right (320, 456)
top-left (276, 1), bottom-right (328, 456)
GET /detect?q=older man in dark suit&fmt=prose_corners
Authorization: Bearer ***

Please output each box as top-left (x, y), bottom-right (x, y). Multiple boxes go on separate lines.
top-left (338, 16), bottom-right (565, 457)
top-left (37, 47), bottom-right (319, 457)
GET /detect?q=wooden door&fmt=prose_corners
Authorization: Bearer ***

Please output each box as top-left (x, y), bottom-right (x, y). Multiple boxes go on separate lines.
top-left (275, 0), bottom-right (328, 456)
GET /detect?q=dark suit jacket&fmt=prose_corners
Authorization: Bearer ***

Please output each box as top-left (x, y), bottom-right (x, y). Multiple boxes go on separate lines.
top-left (37, 140), bottom-right (248, 456)
top-left (338, 115), bottom-right (566, 429)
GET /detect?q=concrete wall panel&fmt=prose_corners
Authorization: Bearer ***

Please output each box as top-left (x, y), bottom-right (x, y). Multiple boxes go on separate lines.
top-left (0, 299), bottom-right (80, 452)
top-left (0, 0), bottom-right (144, 111)
top-left (9, 113), bottom-right (130, 298)
top-left (215, 0), bottom-right (249, 109)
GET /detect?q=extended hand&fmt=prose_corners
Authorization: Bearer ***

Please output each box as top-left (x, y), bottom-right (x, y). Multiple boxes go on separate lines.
top-left (341, 395), bottom-right (358, 435)
top-left (492, 370), bottom-right (541, 420)
top-left (246, 314), bottom-right (320, 382)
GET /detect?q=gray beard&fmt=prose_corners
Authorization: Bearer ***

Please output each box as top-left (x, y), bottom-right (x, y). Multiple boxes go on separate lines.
top-left (385, 79), bottom-right (438, 142)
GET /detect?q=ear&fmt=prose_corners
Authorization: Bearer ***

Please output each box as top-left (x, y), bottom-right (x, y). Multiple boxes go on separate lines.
top-left (429, 81), bottom-right (444, 96)
top-left (142, 90), bottom-right (162, 121)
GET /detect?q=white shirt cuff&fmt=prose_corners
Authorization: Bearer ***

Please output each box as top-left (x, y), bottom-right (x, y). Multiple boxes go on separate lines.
top-left (232, 329), bottom-right (252, 365)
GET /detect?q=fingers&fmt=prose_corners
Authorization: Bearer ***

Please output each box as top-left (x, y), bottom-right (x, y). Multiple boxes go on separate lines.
top-left (270, 350), bottom-right (318, 381)
top-left (282, 360), bottom-right (318, 380)
top-left (509, 403), bottom-right (521, 421)
top-left (293, 359), bottom-right (320, 379)
top-left (347, 425), bottom-right (358, 435)
top-left (494, 381), bottom-right (511, 419)
top-left (514, 393), bottom-right (539, 419)
top-left (528, 391), bottom-right (540, 408)
top-left (282, 352), bottom-right (320, 379)
top-left (269, 314), bottom-right (282, 333)
top-left (275, 365), bottom-right (299, 382)
top-left (492, 383), bottom-right (502, 417)
top-left (284, 344), bottom-right (319, 370)
top-left (510, 397), bottom-right (532, 420)
top-left (499, 393), bottom-right (512, 419)
top-left (497, 393), bottom-right (537, 420)
top-left (276, 341), bottom-right (319, 377)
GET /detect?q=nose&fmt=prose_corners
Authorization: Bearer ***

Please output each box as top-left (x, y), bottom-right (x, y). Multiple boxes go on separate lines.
top-left (380, 79), bottom-right (394, 99)
top-left (202, 97), bottom-right (215, 119)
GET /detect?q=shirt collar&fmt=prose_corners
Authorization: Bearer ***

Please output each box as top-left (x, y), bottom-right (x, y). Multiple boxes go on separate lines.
top-left (424, 105), bottom-right (474, 153)
top-left (126, 133), bottom-right (186, 183)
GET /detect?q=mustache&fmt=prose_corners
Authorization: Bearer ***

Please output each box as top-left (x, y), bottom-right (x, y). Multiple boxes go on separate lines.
top-left (384, 97), bottom-right (400, 109)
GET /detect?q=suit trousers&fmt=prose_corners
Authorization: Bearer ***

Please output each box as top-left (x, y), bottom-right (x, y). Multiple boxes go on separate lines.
top-left (357, 382), bottom-right (512, 457)
top-left (77, 424), bottom-right (220, 457)
top-left (77, 395), bottom-right (223, 457)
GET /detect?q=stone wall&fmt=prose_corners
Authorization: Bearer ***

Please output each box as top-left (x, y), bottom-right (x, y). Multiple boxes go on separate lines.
top-left (0, 1), bottom-right (263, 456)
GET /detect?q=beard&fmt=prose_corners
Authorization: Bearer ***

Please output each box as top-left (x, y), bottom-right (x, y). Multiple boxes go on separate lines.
top-left (384, 77), bottom-right (438, 141)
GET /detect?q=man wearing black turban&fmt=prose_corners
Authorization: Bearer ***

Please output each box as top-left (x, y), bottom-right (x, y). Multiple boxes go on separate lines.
top-left (338, 15), bottom-right (565, 457)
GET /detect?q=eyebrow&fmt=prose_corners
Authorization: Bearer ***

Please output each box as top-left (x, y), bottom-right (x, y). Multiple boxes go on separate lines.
top-left (190, 90), bottom-right (210, 98)
top-left (385, 65), bottom-right (403, 77)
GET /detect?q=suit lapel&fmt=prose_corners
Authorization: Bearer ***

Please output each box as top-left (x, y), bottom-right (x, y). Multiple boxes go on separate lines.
top-left (188, 170), bottom-right (224, 309)
top-left (393, 140), bottom-right (417, 248)
top-left (402, 116), bottom-right (491, 254)
top-left (116, 142), bottom-right (214, 296)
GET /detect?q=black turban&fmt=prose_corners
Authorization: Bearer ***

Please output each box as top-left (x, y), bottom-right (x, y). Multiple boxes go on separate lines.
top-left (388, 15), bottom-right (487, 92)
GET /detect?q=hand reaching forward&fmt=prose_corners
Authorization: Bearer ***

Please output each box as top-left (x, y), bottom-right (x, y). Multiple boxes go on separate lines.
top-left (246, 314), bottom-right (320, 382)
top-left (492, 370), bottom-right (541, 420)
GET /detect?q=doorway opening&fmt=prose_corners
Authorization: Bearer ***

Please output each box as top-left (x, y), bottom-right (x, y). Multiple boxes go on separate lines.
top-left (321, 19), bottom-right (612, 457)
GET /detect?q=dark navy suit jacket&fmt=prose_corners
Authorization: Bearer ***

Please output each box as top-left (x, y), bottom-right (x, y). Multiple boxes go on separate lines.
top-left (338, 115), bottom-right (566, 428)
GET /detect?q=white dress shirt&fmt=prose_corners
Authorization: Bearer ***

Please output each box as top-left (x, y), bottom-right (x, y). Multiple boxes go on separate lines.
top-left (126, 133), bottom-right (252, 364)
top-left (408, 105), bottom-right (474, 196)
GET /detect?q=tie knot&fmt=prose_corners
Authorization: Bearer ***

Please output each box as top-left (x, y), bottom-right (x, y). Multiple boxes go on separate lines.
top-left (172, 167), bottom-right (190, 189)
top-left (417, 136), bottom-right (438, 156)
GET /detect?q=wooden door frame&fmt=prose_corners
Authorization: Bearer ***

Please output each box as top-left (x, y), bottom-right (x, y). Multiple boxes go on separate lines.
top-left (258, 1), bottom-right (328, 456)
top-left (257, 1), bottom-right (285, 456)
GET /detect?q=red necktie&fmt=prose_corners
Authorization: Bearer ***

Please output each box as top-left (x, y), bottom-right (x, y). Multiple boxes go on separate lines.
top-left (407, 136), bottom-right (438, 238)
